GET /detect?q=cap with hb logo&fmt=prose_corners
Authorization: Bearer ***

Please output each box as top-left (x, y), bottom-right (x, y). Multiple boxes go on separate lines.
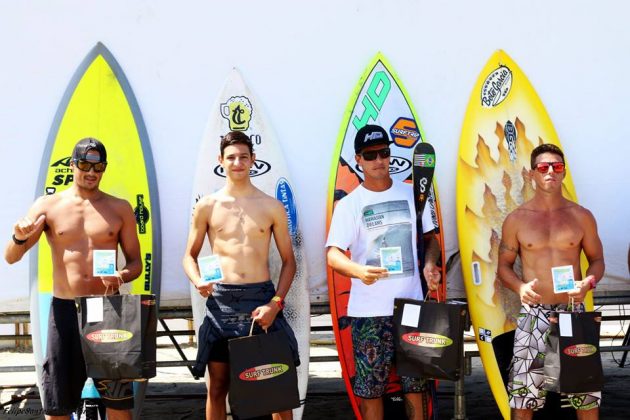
top-left (354, 125), bottom-right (391, 154)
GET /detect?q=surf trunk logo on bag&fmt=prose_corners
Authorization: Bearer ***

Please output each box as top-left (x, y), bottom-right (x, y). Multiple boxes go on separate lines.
top-left (481, 65), bottom-right (512, 108)
top-left (86, 329), bottom-right (133, 343)
top-left (402, 332), bottom-right (453, 348)
top-left (238, 363), bottom-right (290, 381)
top-left (563, 344), bottom-right (597, 357)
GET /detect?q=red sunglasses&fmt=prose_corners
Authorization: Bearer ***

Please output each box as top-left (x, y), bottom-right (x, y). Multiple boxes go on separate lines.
top-left (534, 162), bottom-right (565, 174)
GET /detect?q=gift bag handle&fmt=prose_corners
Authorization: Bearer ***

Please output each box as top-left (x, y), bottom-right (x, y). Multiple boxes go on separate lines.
top-left (248, 319), bottom-right (270, 336)
top-left (103, 275), bottom-right (125, 297)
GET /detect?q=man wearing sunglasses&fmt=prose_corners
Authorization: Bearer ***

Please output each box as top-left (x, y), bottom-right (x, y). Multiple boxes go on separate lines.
top-left (5, 137), bottom-right (142, 420)
top-left (326, 124), bottom-right (441, 420)
top-left (498, 143), bottom-right (605, 419)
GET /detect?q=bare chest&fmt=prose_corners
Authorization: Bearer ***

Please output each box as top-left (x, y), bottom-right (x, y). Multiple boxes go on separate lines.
top-left (517, 210), bottom-right (584, 252)
top-left (46, 202), bottom-right (122, 245)
top-left (210, 203), bottom-right (273, 240)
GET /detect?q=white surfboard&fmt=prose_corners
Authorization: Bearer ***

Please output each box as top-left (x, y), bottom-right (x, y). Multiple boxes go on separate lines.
top-left (189, 69), bottom-right (310, 418)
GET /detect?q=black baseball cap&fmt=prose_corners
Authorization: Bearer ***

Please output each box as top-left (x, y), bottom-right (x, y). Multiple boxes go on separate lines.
top-left (72, 138), bottom-right (107, 162)
top-left (354, 124), bottom-right (391, 154)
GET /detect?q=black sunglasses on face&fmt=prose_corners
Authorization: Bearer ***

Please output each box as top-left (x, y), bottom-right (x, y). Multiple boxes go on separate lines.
top-left (360, 148), bottom-right (391, 161)
top-left (74, 159), bottom-right (107, 173)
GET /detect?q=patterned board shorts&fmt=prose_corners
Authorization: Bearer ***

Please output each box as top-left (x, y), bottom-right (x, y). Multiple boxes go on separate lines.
top-left (507, 303), bottom-right (601, 411)
top-left (350, 316), bottom-right (425, 399)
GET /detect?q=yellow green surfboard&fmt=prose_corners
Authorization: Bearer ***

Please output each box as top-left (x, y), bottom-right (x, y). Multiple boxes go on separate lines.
top-left (30, 42), bottom-right (160, 417)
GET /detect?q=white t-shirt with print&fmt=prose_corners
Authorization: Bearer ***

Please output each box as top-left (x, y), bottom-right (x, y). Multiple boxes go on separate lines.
top-left (326, 182), bottom-right (437, 317)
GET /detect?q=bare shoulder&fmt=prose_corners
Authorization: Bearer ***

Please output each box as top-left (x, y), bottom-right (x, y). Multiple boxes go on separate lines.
top-left (570, 203), bottom-right (597, 224)
top-left (103, 193), bottom-right (134, 214)
top-left (503, 204), bottom-right (531, 226)
top-left (256, 189), bottom-right (285, 214)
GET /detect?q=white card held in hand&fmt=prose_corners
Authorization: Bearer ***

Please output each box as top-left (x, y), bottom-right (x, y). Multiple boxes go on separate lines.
top-left (380, 246), bottom-right (403, 274)
top-left (401, 303), bottom-right (421, 327)
top-left (551, 265), bottom-right (577, 293)
top-left (86, 297), bottom-right (104, 323)
top-left (93, 250), bottom-right (116, 276)
top-left (198, 255), bottom-right (224, 283)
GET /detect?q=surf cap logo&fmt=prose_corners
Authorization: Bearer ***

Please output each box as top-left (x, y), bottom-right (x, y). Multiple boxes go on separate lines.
top-left (563, 344), bottom-right (597, 357)
top-left (402, 332), bottom-right (453, 348)
top-left (276, 178), bottom-right (298, 237)
top-left (213, 159), bottom-right (271, 178)
top-left (220, 96), bottom-right (253, 131)
top-left (238, 363), bottom-right (289, 381)
top-left (481, 65), bottom-right (512, 108)
top-left (86, 329), bottom-right (133, 343)
top-left (390, 118), bottom-right (420, 148)
top-left (134, 194), bottom-right (150, 234)
top-left (355, 155), bottom-right (410, 175)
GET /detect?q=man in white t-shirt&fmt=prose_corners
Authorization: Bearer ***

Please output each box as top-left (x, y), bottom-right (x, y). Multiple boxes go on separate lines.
top-left (326, 124), bottom-right (441, 420)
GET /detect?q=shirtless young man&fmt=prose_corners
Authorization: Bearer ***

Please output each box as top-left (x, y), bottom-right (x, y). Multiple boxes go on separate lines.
top-left (4, 138), bottom-right (142, 420)
top-left (498, 143), bottom-right (605, 420)
top-left (182, 131), bottom-right (299, 420)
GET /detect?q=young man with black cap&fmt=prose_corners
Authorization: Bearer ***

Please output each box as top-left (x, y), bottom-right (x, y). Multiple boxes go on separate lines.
top-left (326, 124), bottom-right (441, 420)
top-left (5, 138), bottom-right (142, 420)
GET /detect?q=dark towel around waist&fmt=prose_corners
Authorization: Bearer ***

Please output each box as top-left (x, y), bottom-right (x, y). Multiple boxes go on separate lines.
top-left (192, 280), bottom-right (300, 377)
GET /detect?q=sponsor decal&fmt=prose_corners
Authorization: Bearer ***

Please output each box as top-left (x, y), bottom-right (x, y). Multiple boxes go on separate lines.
top-left (238, 363), bottom-right (289, 381)
top-left (402, 332), bottom-right (453, 348)
top-left (390, 118), bottom-right (421, 148)
top-left (213, 159), bottom-right (271, 178)
top-left (414, 153), bottom-right (435, 168)
top-left (563, 344), bottom-right (597, 357)
top-left (143, 253), bottom-right (152, 291)
top-left (49, 155), bottom-right (74, 187)
top-left (504, 120), bottom-right (517, 162)
top-left (134, 194), bottom-right (150, 234)
top-left (478, 327), bottom-right (492, 343)
top-left (86, 329), bottom-right (133, 343)
top-left (481, 65), bottom-right (512, 108)
top-left (220, 96), bottom-right (253, 131)
top-left (472, 261), bottom-right (482, 286)
top-left (354, 155), bottom-right (411, 175)
top-left (352, 70), bottom-right (392, 130)
top-left (276, 178), bottom-right (298, 237)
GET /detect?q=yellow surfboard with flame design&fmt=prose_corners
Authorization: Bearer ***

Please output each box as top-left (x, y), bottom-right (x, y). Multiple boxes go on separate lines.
top-left (456, 50), bottom-right (592, 418)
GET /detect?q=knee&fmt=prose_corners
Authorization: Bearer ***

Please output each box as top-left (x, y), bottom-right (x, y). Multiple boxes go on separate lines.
top-left (208, 379), bottom-right (229, 401)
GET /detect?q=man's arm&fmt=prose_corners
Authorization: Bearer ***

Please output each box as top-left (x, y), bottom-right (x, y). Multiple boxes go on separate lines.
top-left (326, 246), bottom-right (388, 285)
top-left (422, 231), bottom-right (441, 291)
top-left (497, 212), bottom-right (541, 305)
top-left (108, 200), bottom-right (142, 287)
top-left (5, 197), bottom-right (47, 264)
top-left (569, 209), bottom-right (605, 299)
top-left (252, 201), bottom-right (296, 329)
top-left (182, 198), bottom-right (213, 295)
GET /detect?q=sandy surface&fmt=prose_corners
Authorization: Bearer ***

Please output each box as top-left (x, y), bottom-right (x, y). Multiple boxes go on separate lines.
top-left (2, 315), bottom-right (630, 419)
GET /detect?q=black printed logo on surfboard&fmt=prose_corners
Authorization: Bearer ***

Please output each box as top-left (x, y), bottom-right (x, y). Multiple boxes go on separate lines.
top-left (354, 155), bottom-right (411, 175)
top-left (481, 65), bottom-right (512, 108)
top-left (134, 194), bottom-right (150, 234)
top-left (213, 159), bottom-right (272, 178)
